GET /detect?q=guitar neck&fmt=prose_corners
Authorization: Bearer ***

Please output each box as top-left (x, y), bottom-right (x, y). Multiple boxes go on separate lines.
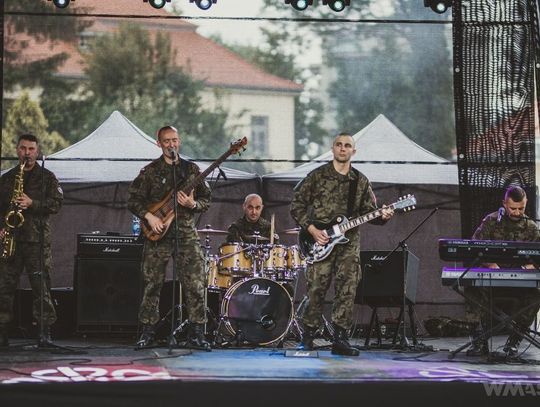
top-left (338, 204), bottom-right (396, 234)
top-left (181, 150), bottom-right (231, 194)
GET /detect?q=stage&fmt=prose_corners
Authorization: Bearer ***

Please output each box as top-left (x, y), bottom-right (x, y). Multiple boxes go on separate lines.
top-left (1, 336), bottom-right (540, 406)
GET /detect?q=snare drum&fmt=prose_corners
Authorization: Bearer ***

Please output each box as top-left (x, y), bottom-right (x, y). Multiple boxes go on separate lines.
top-left (207, 256), bottom-right (233, 291)
top-left (218, 243), bottom-right (252, 276)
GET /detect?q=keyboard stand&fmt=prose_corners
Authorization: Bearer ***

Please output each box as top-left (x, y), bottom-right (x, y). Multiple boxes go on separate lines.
top-left (448, 284), bottom-right (540, 358)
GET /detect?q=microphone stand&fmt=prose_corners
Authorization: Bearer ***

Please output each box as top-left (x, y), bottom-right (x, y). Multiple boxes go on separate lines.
top-left (370, 207), bottom-right (438, 350)
top-left (168, 151), bottom-right (183, 355)
top-left (23, 155), bottom-right (76, 353)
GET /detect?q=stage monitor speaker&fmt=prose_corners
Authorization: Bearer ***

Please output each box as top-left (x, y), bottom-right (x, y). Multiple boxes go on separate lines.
top-left (355, 250), bottom-right (419, 306)
top-left (75, 256), bottom-right (142, 331)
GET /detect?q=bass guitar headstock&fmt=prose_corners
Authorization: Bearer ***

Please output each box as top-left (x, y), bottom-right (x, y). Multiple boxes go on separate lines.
top-left (230, 137), bottom-right (248, 156)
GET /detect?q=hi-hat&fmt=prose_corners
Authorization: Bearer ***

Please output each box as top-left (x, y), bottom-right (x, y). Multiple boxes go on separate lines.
top-left (197, 227), bottom-right (227, 234)
top-left (280, 227), bottom-right (301, 235)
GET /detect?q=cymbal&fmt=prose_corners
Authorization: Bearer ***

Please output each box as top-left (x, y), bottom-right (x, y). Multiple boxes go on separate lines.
top-left (197, 227), bottom-right (227, 234)
top-left (280, 227), bottom-right (301, 235)
top-left (245, 234), bottom-right (270, 241)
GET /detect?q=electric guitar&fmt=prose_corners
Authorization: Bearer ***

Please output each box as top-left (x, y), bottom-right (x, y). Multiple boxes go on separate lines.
top-left (141, 137), bottom-right (247, 241)
top-left (298, 194), bottom-right (416, 263)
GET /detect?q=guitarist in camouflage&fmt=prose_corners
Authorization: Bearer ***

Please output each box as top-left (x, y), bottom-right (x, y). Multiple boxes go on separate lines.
top-left (128, 126), bottom-right (211, 350)
top-left (290, 133), bottom-right (394, 356)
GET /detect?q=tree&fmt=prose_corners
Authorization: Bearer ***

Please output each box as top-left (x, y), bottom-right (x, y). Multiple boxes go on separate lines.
top-left (3, 1), bottom-right (90, 146)
top-left (4, 0), bottom-right (88, 91)
top-left (82, 23), bottom-right (232, 158)
top-left (2, 92), bottom-right (69, 169)
top-left (261, 0), bottom-right (455, 158)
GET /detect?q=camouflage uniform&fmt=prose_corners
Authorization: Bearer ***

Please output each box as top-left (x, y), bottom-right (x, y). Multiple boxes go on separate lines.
top-left (290, 162), bottom-right (384, 330)
top-left (466, 211), bottom-right (540, 334)
top-left (127, 157), bottom-right (211, 326)
top-left (0, 164), bottom-right (63, 329)
top-left (226, 216), bottom-right (278, 244)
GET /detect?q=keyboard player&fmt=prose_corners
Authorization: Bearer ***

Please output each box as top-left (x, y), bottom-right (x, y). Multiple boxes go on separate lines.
top-left (465, 186), bottom-right (540, 357)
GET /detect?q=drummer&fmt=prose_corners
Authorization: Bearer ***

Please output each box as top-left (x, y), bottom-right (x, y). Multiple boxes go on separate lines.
top-left (226, 193), bottom-right (279, 244)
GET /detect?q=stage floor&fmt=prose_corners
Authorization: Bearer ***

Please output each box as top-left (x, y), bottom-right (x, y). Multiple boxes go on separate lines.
top-left (1, 335), bottom-right (540, 406)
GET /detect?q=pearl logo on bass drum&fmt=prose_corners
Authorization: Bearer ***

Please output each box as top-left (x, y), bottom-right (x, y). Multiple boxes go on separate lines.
top-left (249, 284), bottom-right (271, 296)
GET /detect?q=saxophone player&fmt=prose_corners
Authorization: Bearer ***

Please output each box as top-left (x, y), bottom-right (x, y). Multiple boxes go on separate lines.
top-left (0, 134), bottom-right (63, 347)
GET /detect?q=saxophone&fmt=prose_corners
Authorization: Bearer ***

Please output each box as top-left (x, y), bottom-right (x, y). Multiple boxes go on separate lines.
top-left (1, 160), bottom-right (26, 258)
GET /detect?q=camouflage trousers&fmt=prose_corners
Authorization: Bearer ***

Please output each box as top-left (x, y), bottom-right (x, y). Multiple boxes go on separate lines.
top-left (464, 286), bottom-right (540, 335)
top-left (0, 242), bottom-right (57, 327)
top-left (301, 242), bottom-right (361, 330)
top-left (139, 237), bottom-right (206, 326)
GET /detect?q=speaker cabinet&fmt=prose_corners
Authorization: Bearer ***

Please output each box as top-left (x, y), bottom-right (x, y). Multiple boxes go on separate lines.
top-left (355, 250), bottom-right (419, 306)
top-left (75, 256), bottom-right (142, 332)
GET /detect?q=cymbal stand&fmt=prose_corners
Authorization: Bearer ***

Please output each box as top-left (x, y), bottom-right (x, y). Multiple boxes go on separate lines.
top-left (202, 232), bottom-right (212, 335)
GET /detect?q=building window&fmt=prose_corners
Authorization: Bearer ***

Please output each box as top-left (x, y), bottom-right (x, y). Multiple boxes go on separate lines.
top-left (251, 115), bottom-right (269, 156)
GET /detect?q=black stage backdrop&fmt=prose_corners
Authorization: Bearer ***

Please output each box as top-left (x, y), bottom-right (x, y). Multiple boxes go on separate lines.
top-left (453, 0), bottom-right (539, 238)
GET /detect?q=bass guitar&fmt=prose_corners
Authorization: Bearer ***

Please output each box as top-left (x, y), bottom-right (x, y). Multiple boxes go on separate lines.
top-left (142, 137), bottom-right (247, 241)
top-left (298, 194), bottom-right (416, 263)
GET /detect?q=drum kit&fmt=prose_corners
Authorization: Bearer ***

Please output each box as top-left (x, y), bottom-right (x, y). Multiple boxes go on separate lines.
top-left (198, 226), bottom-right (306, 346)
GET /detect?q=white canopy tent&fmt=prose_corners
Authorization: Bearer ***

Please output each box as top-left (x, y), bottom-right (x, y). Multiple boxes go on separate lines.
top-left (46, 110), bottom-right (255, 183)
top-left (264, 114), bottom-right (458, 185)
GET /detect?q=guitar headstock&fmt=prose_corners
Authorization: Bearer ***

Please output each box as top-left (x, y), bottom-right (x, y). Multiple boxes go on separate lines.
top-left (229, 137), bottom-right (248, 155)
top-left (394, 194), bottom-right (416, 212)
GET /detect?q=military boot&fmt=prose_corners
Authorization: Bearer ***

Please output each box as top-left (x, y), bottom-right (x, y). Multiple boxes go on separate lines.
top-left (465, 339), bottom-right (489, 356)
top-left (298, 325), bottom-right (318, 351)
top-left (135, 324), bottom-right (156, 349)
top-left (187, 323), bottom-right (211, 352)
top-left (37, 323), bottom-right (53, 347)
top-left (0, 325), bottom-right (8, 348)
top-left (331, 324), bottom-right (359, 356)
top-left (503, 334), bottom-right (521, 358)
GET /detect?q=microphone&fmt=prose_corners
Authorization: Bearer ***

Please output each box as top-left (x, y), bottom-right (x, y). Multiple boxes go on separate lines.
top-left (167, 148), bottom-right (178, 161)
top-left (497, 207), bottom-right (505, 223)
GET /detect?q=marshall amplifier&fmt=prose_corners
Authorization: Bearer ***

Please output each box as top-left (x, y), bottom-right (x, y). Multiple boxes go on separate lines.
top-left (355, 250), bottom-right (419, 306)
top-left (75, 233), bottom-right (143, 332)
top-left (77, 233), bottom-right (143, 259)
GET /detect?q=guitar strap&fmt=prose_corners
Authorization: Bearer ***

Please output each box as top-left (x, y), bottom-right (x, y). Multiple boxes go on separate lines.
top-left (347, 168), bottom-right (360, 217)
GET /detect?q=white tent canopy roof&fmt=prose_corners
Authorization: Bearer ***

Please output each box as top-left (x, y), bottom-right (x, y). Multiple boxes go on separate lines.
top-left (44, 111), bottom-right (256, 183)
top-left (264, 114), bottom-right (458, 185)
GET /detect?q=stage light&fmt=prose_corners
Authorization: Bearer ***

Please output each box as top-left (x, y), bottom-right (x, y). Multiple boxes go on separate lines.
top-left (143, 0), bottom-right (171, 9)
top-left (424, 0), bottom-right (452, 14)
top-left (190, 0), bottom-right (217, 10)
top-left (322, 0), bottom-right (351, 12)
top-left (48, 0), bottom-right (73, 8)
top-left (285, 0), bottom-right (314, 11)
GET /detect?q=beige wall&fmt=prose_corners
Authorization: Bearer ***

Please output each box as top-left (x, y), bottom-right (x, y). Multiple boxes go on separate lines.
top-left (201, 87), bottom-right (297, 173)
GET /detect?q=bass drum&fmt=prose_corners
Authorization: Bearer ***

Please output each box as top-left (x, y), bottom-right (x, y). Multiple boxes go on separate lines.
top-left (221, 278), bottom-right (293, 345)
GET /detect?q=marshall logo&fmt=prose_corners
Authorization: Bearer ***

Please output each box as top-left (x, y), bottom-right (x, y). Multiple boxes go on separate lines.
top-left (103, 247), bottom-right (121, 253)
top-left (370, 255), bottom-right (386, 261)
top-left (249, 284), bottom-right (270, 296)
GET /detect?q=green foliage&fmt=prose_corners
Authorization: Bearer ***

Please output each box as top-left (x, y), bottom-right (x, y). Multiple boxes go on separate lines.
top-left (262, 0), bottom-right (456, 158)
top-left (2, 92), bottom-right (69, 169)
top-left (82, 23), bottom-right (231, 158)
top-left (4, 0), bottom-right (89, 91)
